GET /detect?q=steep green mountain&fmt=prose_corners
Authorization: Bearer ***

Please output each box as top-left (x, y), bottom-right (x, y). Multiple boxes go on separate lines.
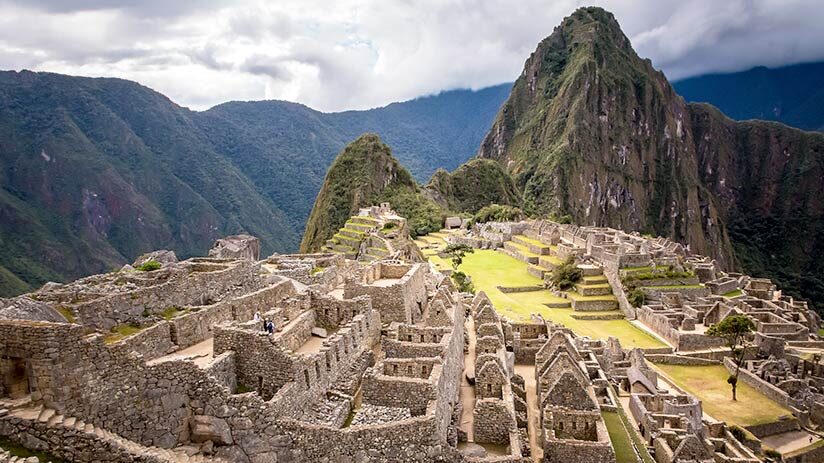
top-left (674, 62), bottom-right (824, 132)
top-left (478, 6), bottom-right (733, 267)
top-left (0, 72), bottom-right (508, 296)
top-left (474, 7), bottom-right (824, 310)
top-left (300, 134), bottom-right (443, 252)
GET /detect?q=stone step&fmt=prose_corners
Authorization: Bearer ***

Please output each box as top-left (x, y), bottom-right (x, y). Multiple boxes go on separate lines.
top-left (63, 416), bottom-right (76, 428)
top-left (574, 283), bottom-right (613, 296)
top-left (334, 233), bottom-right (362, 247)
top-left (47, 413), bottom-right (64, 427)
top-left (511, 235), bottom-right (551, 254)
top-left (37, 407), bottom-right (55, 423)
top-left (543, 301), bottom-right (572, 309)
top-left (339, 228), bottom-right (364, 239)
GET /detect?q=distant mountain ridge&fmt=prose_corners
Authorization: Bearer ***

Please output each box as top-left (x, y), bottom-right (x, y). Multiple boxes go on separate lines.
top-left (0, 71), bottom-right (509, 296)
top-left (674, 61), bottom-right (824, 132)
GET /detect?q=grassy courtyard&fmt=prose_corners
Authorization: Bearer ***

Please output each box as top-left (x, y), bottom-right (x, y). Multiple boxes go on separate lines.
top-left (654, 363), bottom-right (792, 426)
top-left (602, 411), bottom-right (641, 463)
top-left (457, 250), bottom-right (666, 349)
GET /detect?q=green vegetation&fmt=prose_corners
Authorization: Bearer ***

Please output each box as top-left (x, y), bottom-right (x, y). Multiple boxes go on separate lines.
top-left (104, 324), bottom-right (144, 344)
top-left (602, 411), bottom-right (645, 463)
top-left (723, 289), bottom-right (744, 298)
top-left (310, 266), bottom-right (325, 275)
top-left (471, 204), bottom-right (524, 224)
top-left (457, 250), bottom-right (665, 348)
top-left (136, 260), bottom-right (161, 272)
top-left (627, 288), bottom-right (646, 308)
top-left (56, 306), bottom-right (76, 324)
top-left (549, 257), bottom-right (582, 290)
top-left (451, 271), bottom-right (475, 294)
top-left (301, 134), bottom-right (446, 251)
top-left (0, 436), bottom-right (65, 462)
top-left (764, 448), bottom-right (782, 460)
top-left (654, 363), bottom-right (791, 426)
top-left (160, 306), bottom-right (188, 320)
top-left (426, 159), bottom-right (522, 213)
top-left (380, 222), bottom-right (397, 232)
top-left (707, 315), bottom-right (756, 400)
top-left (443, 243), bottom-right (474, 270)
top-left (621, 269), bottom-right (695, 285)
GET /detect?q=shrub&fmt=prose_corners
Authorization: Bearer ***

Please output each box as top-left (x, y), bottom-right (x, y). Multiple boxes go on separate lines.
top-left (473, 204), bottom-right (524, 224)
top-left (764, 449), bottom-right (781, 461)
top-left (627, 288), bottom-right (646, 307)
top-left (136, 260), bottom-right (161, 272)
top-left (451, 271), bottom-right (475, 294)
top-left (550, 257), bottom-right (582, 291)
top-left (380, 222), bottom-right (397, 232)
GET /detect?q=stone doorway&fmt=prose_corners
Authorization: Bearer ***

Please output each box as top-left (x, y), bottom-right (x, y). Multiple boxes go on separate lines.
top-left (0, 356), bottom-right (31, 399)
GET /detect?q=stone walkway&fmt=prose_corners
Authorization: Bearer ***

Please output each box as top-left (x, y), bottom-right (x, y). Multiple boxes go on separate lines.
top-left (514, 364), bottom-right (543, 460)
top-left (150, 338), bottom-right (214, 368)
top-left (459, 316), bottom-right (477, 441)
top-left (762, 429), bottom-right (822, 454)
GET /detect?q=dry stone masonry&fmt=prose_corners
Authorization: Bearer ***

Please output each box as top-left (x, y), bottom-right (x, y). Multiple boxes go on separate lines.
top-left (2, 209), bottom-right (823, 462)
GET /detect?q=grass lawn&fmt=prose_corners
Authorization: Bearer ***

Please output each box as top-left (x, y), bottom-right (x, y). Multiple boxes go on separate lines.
top-left (602, 411), bottom-right (640, 463)
top-left (457, 251), bottom-right (666, 349)
top-left (723, 289), bottom-right (744, 298)
top-left (818, 328), bottom-right (824, 337)
top-left (654, 363), bottom-right (792, 426)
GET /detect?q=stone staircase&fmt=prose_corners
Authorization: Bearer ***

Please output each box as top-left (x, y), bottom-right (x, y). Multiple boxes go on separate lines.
top-left (0, 403), bottom-right (218, 463)
top-left (564, 265), bottom-right (619, 312)
top-left (322, 216), bottom-right (381, 259)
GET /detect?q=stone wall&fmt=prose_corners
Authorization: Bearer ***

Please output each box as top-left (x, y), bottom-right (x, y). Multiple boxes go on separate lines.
top-left (74, 259), bottom-right (259, 330)
top-left (344, 263), bottom-right (427, 325)
top-left (473, 399), bottom-right (516, 444)
top-left (109, 321), bottom-right (175, 360)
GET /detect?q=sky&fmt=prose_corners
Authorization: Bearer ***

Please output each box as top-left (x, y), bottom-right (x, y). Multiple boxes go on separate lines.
top-left (1, 0), bottom-right (823, 112)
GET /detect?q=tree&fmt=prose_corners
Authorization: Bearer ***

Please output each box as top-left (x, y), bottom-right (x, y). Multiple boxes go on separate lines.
top-left (443, 244), bottom-right (474, 270)
top-left (707, 315), bottom-right (756, 401)
top-left (549, 257), bottom-right (583, 290)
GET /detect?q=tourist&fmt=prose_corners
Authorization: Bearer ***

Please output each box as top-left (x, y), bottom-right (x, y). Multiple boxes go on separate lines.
top-left (253, 311), bottom-right (261, 322)
top-left (261, 318), bottom-right (267, 332)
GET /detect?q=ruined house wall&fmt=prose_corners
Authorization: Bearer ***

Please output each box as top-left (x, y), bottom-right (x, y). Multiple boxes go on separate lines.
top-left (473, 399), bottom-right (516, 444)
top-left (108, 321), bottom-right (175, 360)
top-left (74, 260), bottom-right (259, 330)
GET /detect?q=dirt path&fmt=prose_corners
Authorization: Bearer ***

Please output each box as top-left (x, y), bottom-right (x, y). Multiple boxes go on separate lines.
top-left (514, 364), bottom-right (543, 460)
top-left (460, 316), bottom-right (477, 441)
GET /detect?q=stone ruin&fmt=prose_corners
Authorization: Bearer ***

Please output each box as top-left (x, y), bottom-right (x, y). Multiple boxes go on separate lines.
top-left (2, 208), bottom-right (824, 462)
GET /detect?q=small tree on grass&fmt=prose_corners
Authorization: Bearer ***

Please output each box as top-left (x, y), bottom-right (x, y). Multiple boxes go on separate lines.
top-left (707, 314), bottom-right (755, 401)
top-left (549, 257), bottom-right (583, 291)
top-left (443, 244), bottom-right (474, 271)
top-left (451, 271), bottom-right (475, 294)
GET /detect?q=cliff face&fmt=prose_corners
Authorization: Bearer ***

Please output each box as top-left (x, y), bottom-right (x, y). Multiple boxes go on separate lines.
top-left (476, 7), bottom-right (824, 309)
top-left (689, 103), bottom-right (824, 308)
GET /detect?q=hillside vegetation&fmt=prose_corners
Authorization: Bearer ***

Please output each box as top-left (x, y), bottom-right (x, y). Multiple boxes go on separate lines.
top-left (0, 73), bottom-right (508, 296)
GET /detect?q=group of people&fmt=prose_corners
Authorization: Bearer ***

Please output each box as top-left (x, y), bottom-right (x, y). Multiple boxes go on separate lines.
top-left (253, 311), bottom-right (276, 335)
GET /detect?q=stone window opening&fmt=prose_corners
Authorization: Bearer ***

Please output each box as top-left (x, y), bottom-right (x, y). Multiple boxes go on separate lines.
top-left (393, 364), bottom-right (398, 375)
top-left (421, 365), bottom-right (428, 377)
top-left (315, 362), bottom-right (322, 380)
top-left (407, 365), bottom-right (413, 376)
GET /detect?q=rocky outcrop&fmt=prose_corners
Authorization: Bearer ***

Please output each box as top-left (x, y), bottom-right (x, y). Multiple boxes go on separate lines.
top-left (208, 235), bottom-right (260, 261)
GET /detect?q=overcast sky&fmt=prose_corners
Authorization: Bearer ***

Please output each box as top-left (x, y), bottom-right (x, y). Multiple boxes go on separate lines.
top-left (1, 0), bottom-right (822, 112)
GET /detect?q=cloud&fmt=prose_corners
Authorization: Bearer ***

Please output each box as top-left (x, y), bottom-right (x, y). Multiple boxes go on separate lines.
top-left (0, 0), bottom-right (822, 111)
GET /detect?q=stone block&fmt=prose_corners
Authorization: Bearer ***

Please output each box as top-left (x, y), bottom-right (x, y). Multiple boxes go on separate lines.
top-left (190, 415), bottom-right (233, 445)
